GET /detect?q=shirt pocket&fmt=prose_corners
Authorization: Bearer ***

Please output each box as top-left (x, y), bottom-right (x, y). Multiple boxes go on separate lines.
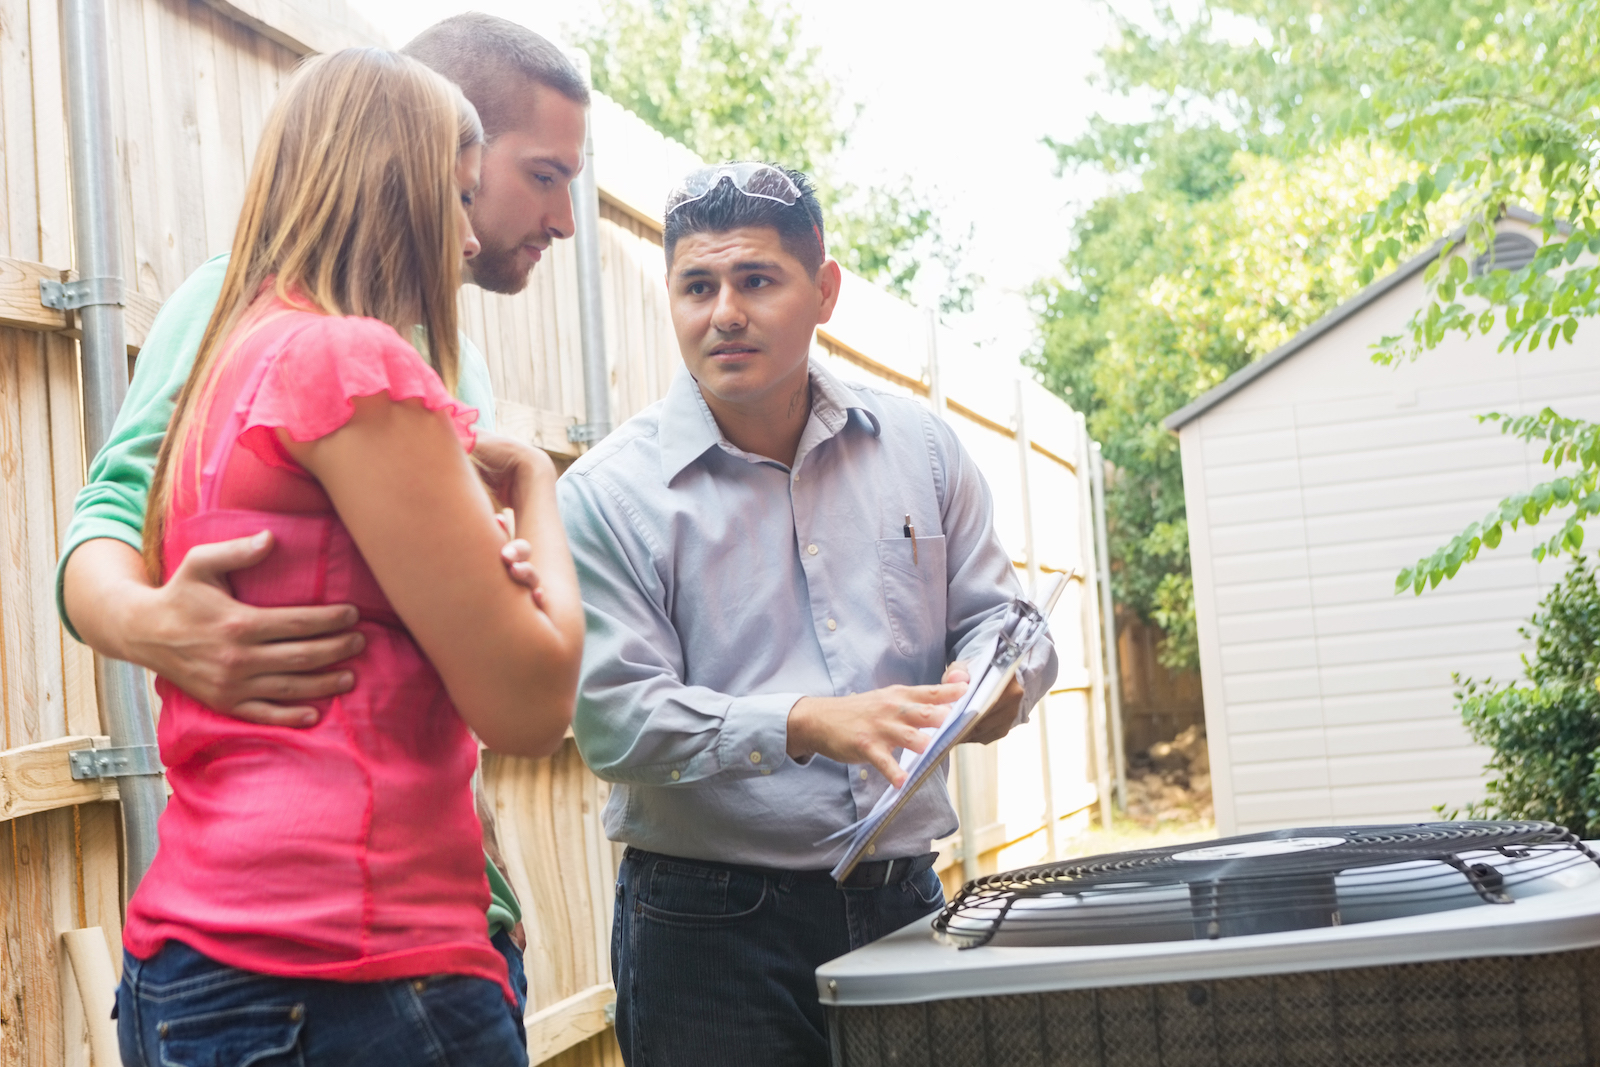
top-left (875, 534), bottom-right (947, 658)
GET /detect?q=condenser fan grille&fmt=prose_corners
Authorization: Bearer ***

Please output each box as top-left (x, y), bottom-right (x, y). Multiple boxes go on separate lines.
top-left (933, 822), bottom-right (1600, 949)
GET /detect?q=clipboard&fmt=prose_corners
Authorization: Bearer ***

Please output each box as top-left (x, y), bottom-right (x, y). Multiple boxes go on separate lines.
top-left (828, 572), bottom-right (1069, 882)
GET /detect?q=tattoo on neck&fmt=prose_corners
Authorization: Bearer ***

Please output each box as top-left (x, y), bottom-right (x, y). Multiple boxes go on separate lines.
top-left (787, 385), bottom-right (806, 419)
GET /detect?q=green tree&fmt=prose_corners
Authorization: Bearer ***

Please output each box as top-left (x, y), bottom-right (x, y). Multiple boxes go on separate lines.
top-left (1030, 124), bottom-right (1424, 668)
top-left (1085, 0), bottom-right (1600, 593)
top-left (575, 0), bottom-right (977, 312)
top-left (1448, 558), bottom-right (1600, 838)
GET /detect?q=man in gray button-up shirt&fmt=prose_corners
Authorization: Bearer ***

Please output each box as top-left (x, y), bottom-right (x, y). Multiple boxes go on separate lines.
top-left (560, 165), bottom-right (1058, 1066)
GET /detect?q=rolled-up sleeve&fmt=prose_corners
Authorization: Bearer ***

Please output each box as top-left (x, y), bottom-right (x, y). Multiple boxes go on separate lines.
top-left (930, 413), bottom-right (1060, 722)
top-left (560, 470), bottom-right (801, 786)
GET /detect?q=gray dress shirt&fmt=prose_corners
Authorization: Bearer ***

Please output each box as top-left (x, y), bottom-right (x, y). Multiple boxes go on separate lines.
top-left (559, 359), bottom-right (1059, 869)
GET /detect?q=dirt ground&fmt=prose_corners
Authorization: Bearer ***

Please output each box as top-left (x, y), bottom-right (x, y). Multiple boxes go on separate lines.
top-left (1061, 724), bottom-right (1217, 859)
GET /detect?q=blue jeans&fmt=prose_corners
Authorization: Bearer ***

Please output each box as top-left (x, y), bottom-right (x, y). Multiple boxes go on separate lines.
top-left (612, 848), bottom-right (945, 1067)
top-left (491, 928), bottom-right (528, 1047)
top-left (115, 940), bottom-right (529, 1067)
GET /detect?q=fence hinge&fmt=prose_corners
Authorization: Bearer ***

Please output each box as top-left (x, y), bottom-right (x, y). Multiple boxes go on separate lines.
top-left (40, 276), bottom-right (125, 311)
top-left (68, 744), bottom-right (162, 780)
top-left (567, 423), bottom-right (608, 445)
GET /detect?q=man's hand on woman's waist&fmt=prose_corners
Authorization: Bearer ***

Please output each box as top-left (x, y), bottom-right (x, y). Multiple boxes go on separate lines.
top-left (65, 533), bottom-right (363, 726)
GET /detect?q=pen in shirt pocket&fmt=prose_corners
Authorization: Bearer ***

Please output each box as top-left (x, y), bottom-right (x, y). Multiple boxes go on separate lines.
top-left (903, 513), bottom-right (917, 565)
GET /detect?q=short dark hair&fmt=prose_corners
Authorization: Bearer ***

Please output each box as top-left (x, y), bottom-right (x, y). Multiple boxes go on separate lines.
top-left (402, 14), bottom-right (589, 140)
top-left (663, 164), bottom-right (827, 276)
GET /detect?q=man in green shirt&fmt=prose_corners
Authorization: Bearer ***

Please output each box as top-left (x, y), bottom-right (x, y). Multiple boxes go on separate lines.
top-left (55, 14), bottom-right (588, 1037)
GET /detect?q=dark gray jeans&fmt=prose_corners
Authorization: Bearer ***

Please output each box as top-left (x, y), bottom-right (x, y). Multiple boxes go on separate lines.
top-left (612, 847), bottom-right (945, 1067)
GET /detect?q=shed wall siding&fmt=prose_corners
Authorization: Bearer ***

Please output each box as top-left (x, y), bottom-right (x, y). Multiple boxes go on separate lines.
top-left (1186, 259), bottom-right (1600, 834)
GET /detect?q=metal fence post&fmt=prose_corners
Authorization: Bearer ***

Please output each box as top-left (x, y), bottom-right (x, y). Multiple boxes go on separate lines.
top-left (62, 0), bottom-right (166, 895)
top-left (1090, 444), bottom-right (1126, 812)
top-left (569, 53), bottom-right (611, 449)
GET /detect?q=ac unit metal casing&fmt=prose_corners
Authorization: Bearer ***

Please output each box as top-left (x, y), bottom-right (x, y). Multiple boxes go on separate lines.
top-left (818, 828), bottom-right (1600, 1066)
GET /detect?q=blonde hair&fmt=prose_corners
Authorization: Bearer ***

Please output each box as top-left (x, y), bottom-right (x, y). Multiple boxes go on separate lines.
top-left (144, 48), bottom-right (484, 578)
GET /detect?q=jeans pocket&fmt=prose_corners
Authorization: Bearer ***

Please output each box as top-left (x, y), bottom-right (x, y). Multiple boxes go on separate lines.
top-left (638, 860), bottom-right (768, 927)
top-left (875, 535), bottom-right (947, 658)
top-left (909, 868), bottom-right (945, 911)
top-left (158, 1004), bottom-right (305, 1067)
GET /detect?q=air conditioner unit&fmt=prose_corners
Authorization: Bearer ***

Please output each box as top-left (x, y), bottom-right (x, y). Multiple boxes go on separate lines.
top-left (818, 822), bottom-right (1600, 1067)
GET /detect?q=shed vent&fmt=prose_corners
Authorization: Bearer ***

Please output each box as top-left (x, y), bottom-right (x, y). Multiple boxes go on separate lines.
top-left (1472, 232), bottom-right (1539, 275)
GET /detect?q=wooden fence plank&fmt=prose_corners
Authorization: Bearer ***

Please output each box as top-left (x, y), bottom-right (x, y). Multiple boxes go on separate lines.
top-left (0, 259), bottom-right (66, 334)
top-left (0, 819), bottom-right (21, 1065)
top-left (495, 400), bottom-right (579, 460)
top-left (17, 337), bottom-right (64, 741)
top-left (0, 738), bottom-right (118, 822)
top-left (78, 804), bottom-right (122, 972)
top-left (45, 338), bottom-right (97, 739)
top-left (0, 0), bottom-right (40, 262)
top-left (524, 983), bottom-right (614, 1065)
top-left (25, 0), bottom-right (69, 271)
top-left (13, 814), bottom-right (65, 1067)
top-left (117, 0), bottom-right (164, 299)
top-left (0, 332), bottom-right (34, 749)
top-left (45, 812), bottom-right (87, 1067)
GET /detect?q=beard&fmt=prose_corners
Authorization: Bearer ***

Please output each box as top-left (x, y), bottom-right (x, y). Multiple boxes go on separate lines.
top-left (467, 238), bottom-right (536, 295)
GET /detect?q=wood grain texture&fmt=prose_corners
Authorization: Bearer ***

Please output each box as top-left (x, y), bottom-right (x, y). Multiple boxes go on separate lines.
top-left (495, 400), bottom-right (580, 461)
top-left (0, 256), bottom-right (164, 354)
top-left (541, 1031), bottom-right (625, 1067)
top-left (59, 928), bottom-right (116, 1067)
top-left (45, 815), bottom-right (87, 1067)
top-left (524, 982), bottom-right (614, 1064)
top-left (0, 261), bottom-right (67, 334)
top-left (0, 738), bottom-right (118, 822)
top-left (9, 814), bottom-right (64, 1066)
top-left (76, 805), bottom-right (122, 975)
top-left (195, 0), bottom-right (381, 58)
top-left (483, 742), bottom-right (623, 1064)
top-left (17, 336), bottom-right (65, 743)
top-left (0, 0), bottom-right (40, 263)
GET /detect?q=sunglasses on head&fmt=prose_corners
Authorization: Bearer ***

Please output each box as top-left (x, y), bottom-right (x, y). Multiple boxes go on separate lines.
top-left (666, 163), bottom-right (825, 256)
top-left (667, 162), bottom-right (802, 213)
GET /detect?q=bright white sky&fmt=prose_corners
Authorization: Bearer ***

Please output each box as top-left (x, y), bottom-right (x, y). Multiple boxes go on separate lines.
top-left (345, 0), bottom-right (1142, 363)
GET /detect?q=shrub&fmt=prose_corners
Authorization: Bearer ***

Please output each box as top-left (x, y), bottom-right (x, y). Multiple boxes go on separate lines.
top-left (1450, 558), bottom-right (1600, 838)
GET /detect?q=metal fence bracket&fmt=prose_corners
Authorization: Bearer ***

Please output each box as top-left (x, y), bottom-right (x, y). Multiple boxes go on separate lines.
top-left (567, 422), bottom-right (607, 445)
top-left (68, 744), bottom-right (162, 780)
top-left (40, 276), bottom-right (125, 311)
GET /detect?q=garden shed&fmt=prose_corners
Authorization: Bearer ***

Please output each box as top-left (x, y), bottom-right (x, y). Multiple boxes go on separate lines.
top-left (1166, 211), bottom-right (1600, 837)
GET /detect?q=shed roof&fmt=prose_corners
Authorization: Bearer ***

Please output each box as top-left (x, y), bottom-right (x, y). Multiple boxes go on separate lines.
top-left (1162, 207), bottom-right (1540, 432)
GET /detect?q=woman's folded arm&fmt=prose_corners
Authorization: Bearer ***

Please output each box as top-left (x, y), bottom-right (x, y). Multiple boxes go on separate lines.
top-left (287, 394), bottom-right (584, 757)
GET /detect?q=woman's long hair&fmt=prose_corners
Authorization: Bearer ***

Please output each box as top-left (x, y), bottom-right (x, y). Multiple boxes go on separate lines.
top-left (143, 48), bottom-right (484, 578)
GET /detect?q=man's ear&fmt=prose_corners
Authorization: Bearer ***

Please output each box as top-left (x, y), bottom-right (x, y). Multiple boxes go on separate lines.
top-left (815, 259), bottom-right (843, 326)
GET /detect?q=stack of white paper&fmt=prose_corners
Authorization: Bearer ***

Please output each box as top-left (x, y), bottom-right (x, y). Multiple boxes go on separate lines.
top-left (827, 573), bottom-right (1068, 882)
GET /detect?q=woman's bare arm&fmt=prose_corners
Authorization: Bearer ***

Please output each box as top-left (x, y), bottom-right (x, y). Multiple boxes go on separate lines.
top-left (286, 396), bottom-right (584, 757)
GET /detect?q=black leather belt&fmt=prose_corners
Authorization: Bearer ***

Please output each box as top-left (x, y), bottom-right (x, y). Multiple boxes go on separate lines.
top-left (835, 851), bottom-right (939, 889)
top-left (622, 847), bottom-right (939, 890)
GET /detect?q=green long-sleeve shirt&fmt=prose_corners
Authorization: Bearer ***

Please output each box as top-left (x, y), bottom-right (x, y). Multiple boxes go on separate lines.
top-left (56, 252), bottom-right (521, 938)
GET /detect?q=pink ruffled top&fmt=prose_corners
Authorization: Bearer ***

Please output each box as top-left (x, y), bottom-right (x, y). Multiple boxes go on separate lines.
top-left (124, 297), bottom-right (511, 1001)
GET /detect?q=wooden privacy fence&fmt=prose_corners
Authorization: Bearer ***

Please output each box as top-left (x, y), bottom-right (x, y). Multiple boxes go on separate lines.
top-left (0, 0), bottom-right (1109, 1062)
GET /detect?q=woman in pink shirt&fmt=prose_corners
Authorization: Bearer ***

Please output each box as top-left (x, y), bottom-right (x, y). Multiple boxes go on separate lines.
top-left (113, 48), bottom-right (583, 1067)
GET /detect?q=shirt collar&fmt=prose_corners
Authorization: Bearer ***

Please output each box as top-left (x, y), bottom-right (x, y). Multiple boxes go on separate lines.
top-left (658, 358), bottom-right (883, 484)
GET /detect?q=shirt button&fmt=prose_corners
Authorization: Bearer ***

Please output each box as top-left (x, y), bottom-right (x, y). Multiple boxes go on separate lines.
top-left (750, 752), bottom-right (762, 764)
top-left (859, 768), bottom-right (868, 780)
top-left (866, 845), bottom-right (877, 856)
top-left (807, 543), bottom-right (819, 556)
top-left (670, 770), bottom-right (681, 781)
top-left (826, 619), bottom-right (837, 631)
top-left (761, 768), bottom-right (772, 776)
